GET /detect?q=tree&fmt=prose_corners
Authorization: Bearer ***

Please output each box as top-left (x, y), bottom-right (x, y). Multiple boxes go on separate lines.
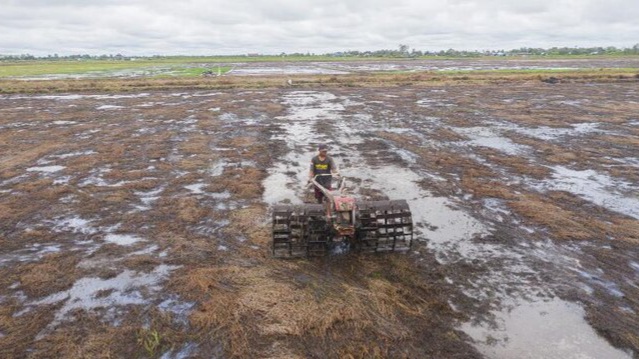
top-left (398, 44), bottom-right (410, 56)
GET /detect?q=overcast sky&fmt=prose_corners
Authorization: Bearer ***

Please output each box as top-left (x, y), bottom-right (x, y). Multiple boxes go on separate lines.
top-left (1, 0), bottom-right (638, 56)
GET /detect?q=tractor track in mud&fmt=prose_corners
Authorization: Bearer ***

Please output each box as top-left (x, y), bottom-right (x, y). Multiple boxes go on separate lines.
top-left (0, 74), bottom-right (638, 358)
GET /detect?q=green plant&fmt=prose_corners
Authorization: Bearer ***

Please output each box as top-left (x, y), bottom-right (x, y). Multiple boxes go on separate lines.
top-left (137, 328), bottom-right (161, 357)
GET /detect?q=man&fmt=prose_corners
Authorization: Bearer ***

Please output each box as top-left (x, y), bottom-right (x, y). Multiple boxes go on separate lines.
top-left (308, 144), bottom-right (338, 204)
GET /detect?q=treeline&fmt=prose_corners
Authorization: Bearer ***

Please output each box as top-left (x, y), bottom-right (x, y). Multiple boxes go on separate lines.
top-left (0, 53), bottom-right (130, 61)
top-left (2, 44), bottom-right (639, 60)
top-left (325, 44), bottom-right (639, 57)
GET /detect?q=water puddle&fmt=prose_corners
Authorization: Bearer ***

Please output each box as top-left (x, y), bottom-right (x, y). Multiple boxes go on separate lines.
top-left (130, 245), bottom-right (160, 256)
top-left (53, 216), bottom-right (98, 235)
top-left (134, 187), bottom-right (164, 211)
top-left (0, 243), bottom-right (62, 267)
top-left (158, 295), bottom-right (195, 325)
top-left (161, 342), bottom-right (200, 359)
top-left (263, 91), bottom-right (344, 205)
top-left (53, 176), bottom-right (73, 185)
top-left (79, 167), bottom-right (132, 187)
top-left (452, 126), bottom-right (529, 155)
top-left (478, 120), bottom-right (608, 141)
top-left (352, 165), bottom-right (488, 254)
top-left (28, 265), bottom-right (180, 327)
top-left (263, 91), bottom-right (634, 357)
top-left (104, 234), bottom-right (144, 246)
top-left (209, 160), bottom-right (228, 177)
top-left (416, 98), bottom-right (456, 108)
top-left (533, 166), bottom-right (639, 219)
top-left (51, 120), bottom-right (78, 126)
top-left (263, 90), bottom-right (489, 256)
top-left (325, 61), bottom-right (585, 73)
top-left (185, 183), bottom-right (206, 194)
top-left (608, 157), bottom-right (639, 168)
top-left (26, 165), bottom-right (66, 173)
top-left (262, 171), bottom-right (304, 205)
top-left (96, 105), bottom-right (125, 110)
top-left (462, 298), bottom-right (632, 359)
top-left (229, 65), bottom-right (348, 76)
top-left (572, 267), bottom-right (625, 297)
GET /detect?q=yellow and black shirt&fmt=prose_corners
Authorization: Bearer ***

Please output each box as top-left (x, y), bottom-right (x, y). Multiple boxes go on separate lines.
top-left (310, 155), bottom-right (336, 186)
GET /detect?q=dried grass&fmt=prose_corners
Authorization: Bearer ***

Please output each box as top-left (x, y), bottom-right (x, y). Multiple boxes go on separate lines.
top-left (27, 308), bottom-right (187, 359)
top-left (476, 148), bottom-right (552, 179)
top-left (460, 168), bottom-right (518, 200)
top-left (262, 102), bottom-right (286, 116)
top-left (430, 127), bottom-right (468, 142)
top-left (509, 193), bottom-right (607, 240)
top-left (178, 134), bottom-right (213, 155)
top-left (0, 303), bottom-right (57, 359)
top-left (176, 197), bottom-right (211, 223)
top-left (121, 178), bottom-right (162, 192)
top-left (166, 252), bottom-right (460, 358)
top-left (12, 177), bottom-right (54, 193)
top-left (205, 167), bottom-right (266, 200)
top-left (611, 218), bottom-right (639, 245)
top-left (596, 135), bottom-right (639, 148)
top-left (4, 69), bottom-right (636, 94)
top-left (621, 334), bottom-right (639, 354)
top-left (0, 142), bottom-right (66, 170)
top-left (177, 157), bottom-right (211, 171)
top-left (18, 253), bottom-right (81, 298)
top-left (4, 77), bottom-right (636, 357)
top-left (226, 206), bottom-right (266, 234)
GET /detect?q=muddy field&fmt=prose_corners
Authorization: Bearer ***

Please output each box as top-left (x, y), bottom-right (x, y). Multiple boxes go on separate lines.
top-left (229, 57), bottom-right (639, 75)
top-left (0, 74), bottom-right (638, 358)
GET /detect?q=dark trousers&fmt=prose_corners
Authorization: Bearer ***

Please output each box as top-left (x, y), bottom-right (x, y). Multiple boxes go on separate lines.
top-left (314, 183), bottom-right (331, 203)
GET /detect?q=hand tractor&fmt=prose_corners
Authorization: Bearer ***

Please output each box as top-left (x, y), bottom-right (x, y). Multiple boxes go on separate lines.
top-left (272, 174), bottom-right (413, 258)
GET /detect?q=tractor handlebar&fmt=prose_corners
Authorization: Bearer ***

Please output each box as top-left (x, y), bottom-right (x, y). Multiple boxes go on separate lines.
top-left (308, 173), bottom-right (346, 196)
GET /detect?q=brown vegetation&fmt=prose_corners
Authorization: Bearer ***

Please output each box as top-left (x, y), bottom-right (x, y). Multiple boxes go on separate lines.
top-left (0, 69), bottom-right (636, 94)
top-left (1, 71), bottom-right (638, 357)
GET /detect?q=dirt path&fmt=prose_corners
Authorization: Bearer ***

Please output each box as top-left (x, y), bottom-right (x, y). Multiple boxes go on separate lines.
top-left (0, 80), bottom-right (637, 358)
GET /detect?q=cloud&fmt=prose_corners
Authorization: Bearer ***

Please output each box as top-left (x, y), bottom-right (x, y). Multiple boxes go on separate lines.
top-left (1, 0), bottom-right (637, 55)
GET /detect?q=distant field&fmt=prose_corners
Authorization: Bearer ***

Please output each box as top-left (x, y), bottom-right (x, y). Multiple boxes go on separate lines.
top-left (0, 59), bottom-right (233, 78)
top-left (2, 55), bottom-right (638, 79)
top-left (0, 56), bottom-right (376, 78)
top-left (0, 57), bottom-right (637, 94)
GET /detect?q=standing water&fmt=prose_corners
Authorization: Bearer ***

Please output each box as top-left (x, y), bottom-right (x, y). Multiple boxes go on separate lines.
top-left (261, 90), bottom-right (632, 358)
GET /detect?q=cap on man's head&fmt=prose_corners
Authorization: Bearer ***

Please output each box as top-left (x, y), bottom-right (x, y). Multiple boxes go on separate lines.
top-left (318, 144), bottom-right (328, 151)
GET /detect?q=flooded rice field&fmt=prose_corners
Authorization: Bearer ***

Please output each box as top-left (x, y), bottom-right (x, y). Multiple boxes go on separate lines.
top-left (228, 57), bottom-right (639, 76)
top-left (11, 57), bottom-right (639, 80)
top-left (0, 79), bottom-right (638, 357)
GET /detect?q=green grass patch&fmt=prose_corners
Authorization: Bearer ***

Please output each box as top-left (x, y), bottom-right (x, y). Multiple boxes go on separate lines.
top-left (0, 60), bottom-right (157, 77)
top-left (159, 66), bottom-right (232, 78)
top-left (0, 59), bottom-right (232, 78)
top-left (3, 55), bottom-right (638, 78)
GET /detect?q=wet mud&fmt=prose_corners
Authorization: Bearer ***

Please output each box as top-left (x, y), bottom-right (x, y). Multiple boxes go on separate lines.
top-left (229, 57), bottom-right (639, 76)
top-left (0, 77), bottom-right (638, 358)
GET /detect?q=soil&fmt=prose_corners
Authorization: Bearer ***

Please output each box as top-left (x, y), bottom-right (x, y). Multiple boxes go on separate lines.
top-left (0, 68), bottom-right (638, 358)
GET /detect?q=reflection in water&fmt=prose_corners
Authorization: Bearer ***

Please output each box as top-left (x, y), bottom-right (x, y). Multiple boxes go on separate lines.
top-left (462, 299), bottom-right (631, 359)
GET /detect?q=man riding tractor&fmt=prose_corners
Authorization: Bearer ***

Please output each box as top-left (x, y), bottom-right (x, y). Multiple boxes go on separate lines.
top-left (308, 144), bottom-right (339, 204)
top-left (271, 144), bottom-right (413, 257)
